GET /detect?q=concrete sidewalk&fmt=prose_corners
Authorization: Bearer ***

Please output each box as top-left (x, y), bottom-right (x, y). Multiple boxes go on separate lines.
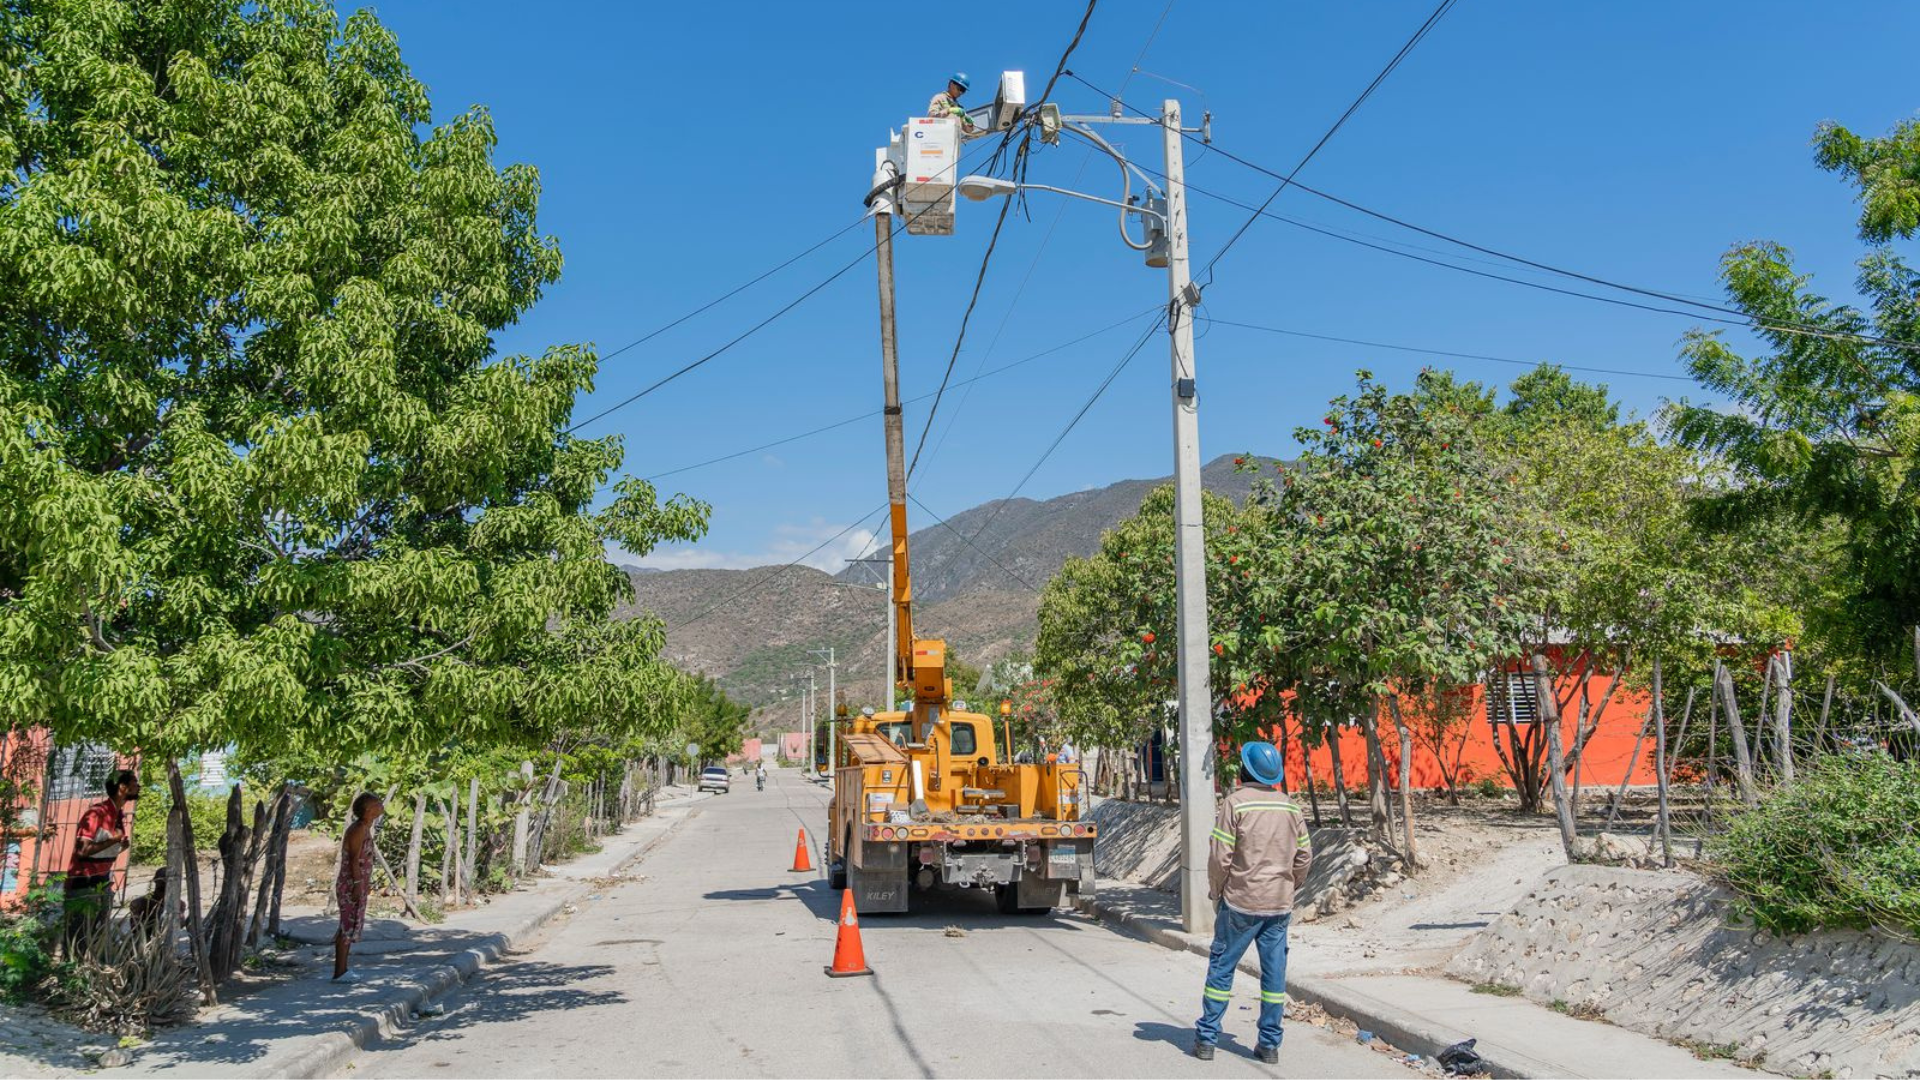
top-left (0, 789), bottom-right (711, 1079)
top-left (1074, 880), bottom-right (1757, 1080)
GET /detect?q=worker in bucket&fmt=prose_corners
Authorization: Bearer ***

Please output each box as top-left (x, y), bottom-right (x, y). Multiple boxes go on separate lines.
top-left (927, 72), bottom-right (980, 138)
top-left (1192, 741), bottom-right (1312, 1064)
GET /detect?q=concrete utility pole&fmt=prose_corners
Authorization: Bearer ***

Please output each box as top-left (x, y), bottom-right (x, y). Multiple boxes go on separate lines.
top-left (811, 647), bottom-right (838, 785)
top-left (791, 672), bottom-right (812, 768)
top-left (1161, 98), bottom-right (1215, 937)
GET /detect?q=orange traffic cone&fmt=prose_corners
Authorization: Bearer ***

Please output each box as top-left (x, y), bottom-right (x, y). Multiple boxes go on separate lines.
top-left (789, 828), bottom-right (813, 873)
top-left (824, 888), bottom-right (873, 978)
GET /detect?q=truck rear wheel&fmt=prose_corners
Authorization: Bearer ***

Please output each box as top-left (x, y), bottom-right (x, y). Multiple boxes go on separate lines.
top-left (828, 830), bottom-right (849, 891)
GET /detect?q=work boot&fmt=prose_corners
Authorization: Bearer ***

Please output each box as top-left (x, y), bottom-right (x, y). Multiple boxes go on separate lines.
top-left (1253, 1044), bottom-right (1279, 1064)
top-left (1192, 1041), bottom-right (1214, 1061)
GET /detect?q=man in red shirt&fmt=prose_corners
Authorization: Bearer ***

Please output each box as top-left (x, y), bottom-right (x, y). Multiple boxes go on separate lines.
top-left (64, 768), bottom-right (139, 957)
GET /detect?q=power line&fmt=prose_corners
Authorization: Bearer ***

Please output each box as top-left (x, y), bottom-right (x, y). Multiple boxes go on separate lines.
top-left (905, 0), bottom-right (1102, 481)
top-left (919, 314), bottom-right (1165, 586)
top-left (912, 3), bottom-right (1176, 485)
top-left (1200, 315), bottom-right (1698, 383)
top-left (1068, 75), bottom-right (1920, 357)
top-left (1197, 0), bottom-right (1458, 284)
top-left (663, 504), bottom-right (889, 634)
top-left (595, 216), bottom-right (870, 368)
top-left (568, 143), bottom-right (995, 435)
top-left (907, 491), bottom-right (1039, 593)
top-left (644, 308), bottom-right (1157, 482)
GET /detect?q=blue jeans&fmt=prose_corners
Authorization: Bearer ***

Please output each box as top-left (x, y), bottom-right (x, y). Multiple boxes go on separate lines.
top-left (1195, 902), bottom-right (1291, 1049)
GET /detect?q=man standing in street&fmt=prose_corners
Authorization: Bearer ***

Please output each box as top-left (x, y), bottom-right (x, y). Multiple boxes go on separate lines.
top-left (1194, 742), bottom-right (1311, 1063)
top-left (64, 768), bottom-right (139, 958)
top-left (927, 72), bottom-right (980, 138)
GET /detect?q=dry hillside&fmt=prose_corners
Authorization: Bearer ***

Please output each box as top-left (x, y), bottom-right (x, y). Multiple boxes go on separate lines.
top-left (617, 454), bottom-right (1272, 710)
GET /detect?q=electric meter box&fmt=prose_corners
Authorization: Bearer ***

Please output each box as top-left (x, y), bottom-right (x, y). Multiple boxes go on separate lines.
top-left (901, 116), bottom-right (958, 236)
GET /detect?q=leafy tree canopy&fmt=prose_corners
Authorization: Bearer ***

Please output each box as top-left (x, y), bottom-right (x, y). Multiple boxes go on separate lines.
top-left (0, 0), bottom-right (707, 760)
top-left (1669, 114), bottom-right (1920, 664)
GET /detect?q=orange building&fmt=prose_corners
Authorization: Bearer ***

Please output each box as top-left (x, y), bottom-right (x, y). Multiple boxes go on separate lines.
top-left (2, 729), bottom-right (138, 909)
top-left (1245, 648), bottom-right (1659, 793)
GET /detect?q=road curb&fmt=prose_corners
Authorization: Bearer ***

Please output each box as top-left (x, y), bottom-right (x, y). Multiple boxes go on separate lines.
top-left (1071, 893), bottom-right (1543, 1079)
top-left (274, 796), bottom-right (707, 1079)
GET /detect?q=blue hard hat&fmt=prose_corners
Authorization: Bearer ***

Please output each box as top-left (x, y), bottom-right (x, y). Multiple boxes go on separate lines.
top-left (949, 71), bottom-right (971, 92)
top-left (1241, 741), bottom-right (1283, 786)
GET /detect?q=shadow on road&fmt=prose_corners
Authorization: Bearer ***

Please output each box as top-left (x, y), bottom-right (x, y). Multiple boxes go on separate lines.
top-left (703, 881), bottom-right (842, 921)
top-left (366, 961), bottom-right (625, 1049)
top-left (1134, 1019), bottom-right (1251, 1057)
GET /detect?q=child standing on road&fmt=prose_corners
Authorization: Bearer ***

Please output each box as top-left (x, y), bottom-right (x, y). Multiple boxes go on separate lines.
top-left (332, 792), bottom-right (382, 983)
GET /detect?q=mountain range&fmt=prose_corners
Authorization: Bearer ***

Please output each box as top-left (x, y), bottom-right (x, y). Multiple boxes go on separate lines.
top-left (614, 454), bottom-right (1268, 719)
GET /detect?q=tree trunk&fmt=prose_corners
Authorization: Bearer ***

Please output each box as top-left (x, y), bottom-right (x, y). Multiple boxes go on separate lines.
top-left (465, 778), bottom-right (479, 903)
top-left (406, 794), bottom-right (426, 908)
top-left (438, 797), bottom-right (456, 907)
top-left (1603, 715), bottom-right (1650, 831)
top-left (1664, 687), bottom-right (1696, 792)
top-left (1326, 730), bottom-right (1354, 828)
top-left (1386, 695), bottom-right (1419, 870)
top-left (1714, 661), bottom-right (1759, 803)
top-left (248, 788), bottom-right (293, 947)
top-left (1653, 658), bottom-right (1673, 868)
top-left (1303, 737), bottom-right (1324, 828)
top-left (512, 761), bottom-right (533, 873)
top-left (1815, 674), bottom-right (1835, 757)
top-left (1772, 653), bottom-right (1794, 783)
top-left (1534, 654), bottom-right (1578, 862)
top-left (1358, 701), bottom-right (1394, 848)
top-left (164, 801), bottom-right (187, 947)
top-left (1704, 682), bottom-right (1719, 828)
top-left (1276, 717), bottom-right (1291, 794)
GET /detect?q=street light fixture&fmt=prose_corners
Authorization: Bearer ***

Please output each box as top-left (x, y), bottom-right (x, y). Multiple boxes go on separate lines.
top-left (955, 175), bottom-right (1170, 268)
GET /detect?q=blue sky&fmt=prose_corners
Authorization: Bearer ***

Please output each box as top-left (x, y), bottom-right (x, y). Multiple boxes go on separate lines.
top-left (364, 1), bottom-right (1920, 571)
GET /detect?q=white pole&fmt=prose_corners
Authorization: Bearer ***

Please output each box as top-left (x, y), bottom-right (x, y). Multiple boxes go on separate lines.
top-left (826, 648), bottom-right (838, 786)
top-left (1163, 98), bottom-right (1215, 937)
top-left (885, 574), bottom-right (897, 711)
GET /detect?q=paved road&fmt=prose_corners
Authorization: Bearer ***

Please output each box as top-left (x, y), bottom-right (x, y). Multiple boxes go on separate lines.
top-left (340, 770), bottom-right (1411, 1079)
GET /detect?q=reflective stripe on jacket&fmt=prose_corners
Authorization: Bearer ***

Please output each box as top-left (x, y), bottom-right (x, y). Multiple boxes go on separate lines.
top-left (1207, 783), bottom-right (1312, 916)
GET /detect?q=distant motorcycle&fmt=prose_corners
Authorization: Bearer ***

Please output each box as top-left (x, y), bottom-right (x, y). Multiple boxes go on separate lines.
top-left (756, 774), bottom-right (765, 791)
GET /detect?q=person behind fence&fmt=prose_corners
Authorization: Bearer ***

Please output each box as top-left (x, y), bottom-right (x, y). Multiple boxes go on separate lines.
top-left (128, 866), bottom-right (173, 938)
top-left (332, 791), bottom-right (383, 983)
top-left (1192, 741), bottom-right (1312, 1064)
top-left (64, 768), bottom-right (139, 958)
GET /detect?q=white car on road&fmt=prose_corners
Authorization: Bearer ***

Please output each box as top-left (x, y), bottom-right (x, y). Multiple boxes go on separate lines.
top-left (698, 766), bottom-right (731, 794)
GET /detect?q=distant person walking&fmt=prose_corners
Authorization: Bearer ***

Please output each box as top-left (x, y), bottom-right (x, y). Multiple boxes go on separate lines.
top-left (332, 792), bottom-right (383, 983)
top-left (64, 768), bottom-right (139, 958)
top-left (1193, 742), bottom-right (1312, 1063)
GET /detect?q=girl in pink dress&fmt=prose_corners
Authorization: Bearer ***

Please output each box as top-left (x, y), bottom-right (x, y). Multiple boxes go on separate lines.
top-left (333, 792), bottom-right (383, 982)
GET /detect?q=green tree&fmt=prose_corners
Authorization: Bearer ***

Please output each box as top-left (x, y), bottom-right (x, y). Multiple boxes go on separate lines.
top-left (1035, 485), bottom-right (1248, 779)
top-left (1669, 114), bottom-right (1920, 667)
top-left (679, 674), bottom-right (750, 764)
top-left (0, 0), bottom-right (708, 761)
top-left (1257, 370), bottom-right (1539, 850)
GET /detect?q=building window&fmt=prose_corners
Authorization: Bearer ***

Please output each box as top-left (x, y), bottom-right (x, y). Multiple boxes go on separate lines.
top-left (45, 743), bottom-right (118, 802)
top-left (1484, 670), bottom-right (1541, 725)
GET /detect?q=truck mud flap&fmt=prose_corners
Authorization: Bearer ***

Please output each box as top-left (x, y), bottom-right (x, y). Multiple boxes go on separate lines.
top-left (850, 865), bottom-right (908, 913)
top-left (1014, 873), bottom-right (1064, 911)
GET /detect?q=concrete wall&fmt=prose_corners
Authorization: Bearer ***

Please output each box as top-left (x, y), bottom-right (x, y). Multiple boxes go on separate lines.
top-left (1446, 864), bottom-right (1920, 1078)
top-left (1088, 795), bottom-right (1370, 918)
